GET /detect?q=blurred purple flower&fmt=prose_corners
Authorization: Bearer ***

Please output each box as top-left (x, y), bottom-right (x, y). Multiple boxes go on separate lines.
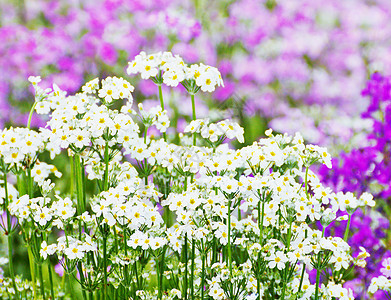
top-left (0, 211), bottom-right (18, 234)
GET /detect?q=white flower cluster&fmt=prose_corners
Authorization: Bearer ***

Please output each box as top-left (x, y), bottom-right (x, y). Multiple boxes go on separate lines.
top-left (368, 257), bottom-right (391, 294)
top-left (43, 82), bottom-right (139, 157)
top-left (40, 234), bottom-right (97, 261)
top-left (29, 76), bottom-right (134, 115)
top-left (127, 51), bottom-right (224, 92)
top-left (135, 103), bottom-right (170, 133)
top-left (28, 76), bottom-right (67, 115)
top-left (90, 185), bottom-right (163, 229)
top-left (91, 76), bottom-right (134, 105)
top-left (184, 118), bottom-right (244, 143)
top-left (0, 61), bottom-right (374, 300)
top-left (369, 276), bottom-right (391, 294)
top-left (0, 127), bottom-right (46, 165)
top-left (9, 195), bottom-right (75, 229)
top-left (334, 191), bottom-right (375, 212)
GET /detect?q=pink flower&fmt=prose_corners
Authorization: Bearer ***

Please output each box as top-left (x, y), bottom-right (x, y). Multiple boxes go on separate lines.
top-left (55, 262), bottom-right (64, 277)
top-left (99, 42), bottom-right (118, 65)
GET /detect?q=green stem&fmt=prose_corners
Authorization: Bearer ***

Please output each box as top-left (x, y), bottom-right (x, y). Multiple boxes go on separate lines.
top-left (17, 174), bottom-right (27, 196)
top-left (201, 247), bottom-right (205, 300)
top-left (228, 198), bottom-right (232, 278)
top-left (281, 282), bottom-right (286, 300)
top-left (296, 229), bottom-right (308, 299)
top-left (191, 94), bottom-right (196, 146)
top-left (81, 157), bottom-right (86, 208)
top-left (2, 167), bottom-right (8, 211)
top-left (103, 142), bottom-right (109, 191)
top-left (304, 166), bottom-right (309, 199)
top-left (191, 94), bottom-right (196, 121)
top-left (258, 197), bottom-right (265, 244)
top-left (258, 200), bottom-right (263, 242)
top-left (134, 258), bottom-right (140, 291)
top-left (38, 264), bottom-right (46, 300)
top-left (314, 254), bottom-right (321, 300)
top-left (158, 85), bottom-right (164, 110)
top-left (114, 228), bottom-right (119, 252)
top-left (75, 154), bottom-right (85, 246)
top-left (70, 155), bottom-right (74, 198)
top-left (160, 249), bottom-right (165, 299)
top-left (257, 196), bottom-right (264, 300)
top-left (27, 101), bottom-right (38, 129)
top-left (182, 177), bottom-right (188, 299)
top-left (156, 257), bottom-right (161, 299)
top-left (286, 218), bottom-right (292, 250)
top-left (190, 241), bottom-right (195, 299)
top-left (47, 262), bottom-right (55, 300)
top-left (7, 234), bottom-right (18, 299)
top-left (78, 262), bottom-right (87, 300)
top-left (227, 196), bottom-right (234, 298)
top-left (260, 200), bottom-right (265, 241)
top-left (158, 85), bottom-right (167, 141)
top-left (184, 234), bottom-right (188, 300)
top-left (123, 229), bottom-right (129, 299)
top-left (281, 219), bottom-right (292, 300)
top-left (212, 238), bottom-right (217, 266)
top-left (157, 248), bottom-right (165, 300)
top-left (75, 154), bottom-right (85, 213)
top-left (68, 273), bottom-right (75, 300)
top-left (27, 168), bottom-right (33, 198)
top-left (82, 289), bottom-right (87, 300)
top-left (143, 126), bottom-right (148, 185)
top-left (343, 214), bottom-right (352, 242)
top-left (296, 264), bottom-right (306, 299)
top-left (28, 248), bottom-right (38, 299)
top-left (103, 236), bottom-right (108, 299)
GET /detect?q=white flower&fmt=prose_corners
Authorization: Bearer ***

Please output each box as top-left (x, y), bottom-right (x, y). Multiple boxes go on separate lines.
top-left (320, 208), bottom-right (336, 226)
top-left (82, 78), bottom-right (99, 93)
top-left (65, 243), bottom-right (85, 260)
top-left (194, 64), bottom-right (224, 92)
top-left (98, 81), bottom-right (118, 103)
top-left (265, 128), bottom-right (273, 136)
top-left (33, 207), bottom-right (52, 226)
top-left (127, 51), bottom-right (147, 75)
top-left (209, 284), bottom-right (225, 300)
top-left (28, 76), bottom-right (42, 85)
top-left (329, 251), bottom-right (351, 271)
top-left (335, 191), bottom-right (358, 212)
top-left (359, 192), bottom-right (375, 207)
top-left (139, 61), bottom-right (159, 79)
top-left (163, 69), bottom-right (185, 87)
top-left (40, 241), bottom-right (57, 259)
top-left (184, 118), bottom-right (209, 133)
top-left (267, 251), bottom-right (288, 270)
